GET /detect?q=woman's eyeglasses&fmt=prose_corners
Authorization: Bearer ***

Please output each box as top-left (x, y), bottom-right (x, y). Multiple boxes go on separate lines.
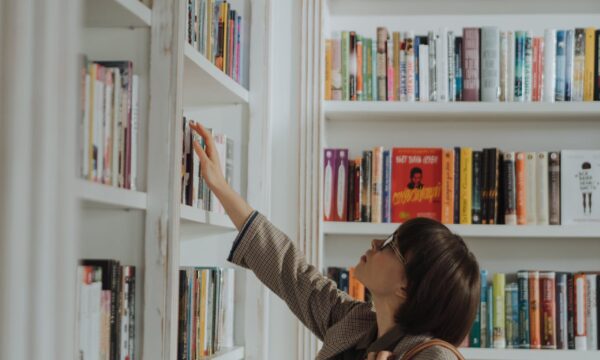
top-left (381, 234), bottom-right (406, 265)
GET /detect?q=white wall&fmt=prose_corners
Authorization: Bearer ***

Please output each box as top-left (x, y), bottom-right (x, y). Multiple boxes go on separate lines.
top-left (268, 0), bottom-right (302, 358)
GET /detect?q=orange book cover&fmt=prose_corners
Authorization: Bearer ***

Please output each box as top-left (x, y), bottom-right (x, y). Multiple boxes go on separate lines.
top-left (532, 38), bottom-right (543, 102)
top-left (583, 28), bottom-right (595, 101)
top-left (391, 148), bottom-right (443, 222)
top-left (349, 267), bottom-right (365, 301)
top-left (356, 37), bottom-right (363, 98)
top-left (325, 39), bottom-right (332, 100)
top-left (441, 149), bottom-right (455, 224)
top-left (516, 152), bottom-right (527, 225)
top-left (529, 271), bottom-right (541, 349)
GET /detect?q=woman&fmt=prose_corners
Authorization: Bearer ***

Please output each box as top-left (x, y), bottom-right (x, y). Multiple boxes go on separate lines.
top-left (190, 122), bottom-right (480, 360)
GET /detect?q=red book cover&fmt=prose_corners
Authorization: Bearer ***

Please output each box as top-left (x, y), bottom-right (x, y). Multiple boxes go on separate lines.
top-left (462, 28), bottom-right (481, 101)
top-left (391, 148), bottom-right (443, 222)
top-left (540, 271), bottom-right (557, 349)
top-left (530, 271), bottom-right (542, 349)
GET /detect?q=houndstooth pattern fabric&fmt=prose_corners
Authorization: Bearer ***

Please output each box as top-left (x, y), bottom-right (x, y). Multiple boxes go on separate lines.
top-left (228, 211), bottom-right (459, 360)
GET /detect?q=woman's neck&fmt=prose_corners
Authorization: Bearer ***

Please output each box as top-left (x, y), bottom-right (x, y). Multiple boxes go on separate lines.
top-left (372, 295), bottom-right (402, 338)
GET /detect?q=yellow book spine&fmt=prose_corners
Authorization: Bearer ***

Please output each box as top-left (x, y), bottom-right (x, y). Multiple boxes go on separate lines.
top-left (584, 27), bottom-right (595, 101)
top-left (198, 270), bottom-right (208, 358)
top-left (206, 0), bottom-right (213, 59)
top-left (325, 39), bottom-right (332, 100)
top-left (88, 64), bottom-right (96, 181)
top-left (493, 273), bottom-right (507, 348)
top-left (460, 147), bottom-right (473, 224)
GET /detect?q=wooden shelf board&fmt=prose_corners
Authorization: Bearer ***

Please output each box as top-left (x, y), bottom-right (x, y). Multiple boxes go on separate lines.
top-left (85, 0), bottom-right (152, 28)
top-left (203, 346), bottom-right (244, 360)
top-left (323, 101), bottom-right (600, 122)
top-left (183, 44), bottom-right (249, 106)
top-left (180, 205), bottom-right (236, 231)
top-left (76, 179), bottom-right (147, 210)
top-left (323, 221), bottom-right (600, 239)
top-left (459, 348), bottom-right (600, 360)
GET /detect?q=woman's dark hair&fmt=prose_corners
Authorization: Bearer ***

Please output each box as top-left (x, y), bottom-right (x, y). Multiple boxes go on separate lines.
top-left (393, 217), bottom-right (480, 346)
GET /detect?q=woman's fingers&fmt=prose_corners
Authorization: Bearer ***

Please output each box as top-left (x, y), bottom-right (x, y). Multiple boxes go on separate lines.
top-left (189, 121), bottom-right (216, 157)
top-left (193, 139), bottom-right (210, 165)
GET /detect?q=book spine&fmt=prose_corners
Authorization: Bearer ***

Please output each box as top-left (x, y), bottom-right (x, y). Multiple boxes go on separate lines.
top-left (556, 273), bottom-right (569, 349)
top-left (548, 152), bottom-right (561, 225)
top-left (507, 31), bottom-right (515, 102)
top-left (541, 272), bottom-right (557, 349)
top-left (387, 38), bottom-right (394, 101)
top-left (532, 37), bottom-right (543, 102)
top-left (575, 273), bottom-right (588, 350)
top-left (471, 275), bottom-right (482, 348)
top-left (382, 150), bottom-right (391, 223)
top-left (481, 27), bottom-right (500, 102)
top-left (524, 33), bottom-right (533, 102)
top-left (356, 35), bottom-right (363, 100)
top-left (565, 30), bottom-right (575, 101)
top-left (83, 71), bottom-right (91, 179)
top-left (428, 31), bottom-right (437, 101)
top-left (335, 149), bottom-right (349, 222)
top-left (530, 271), bottom-right (542, 349)
top-left (414, 36), bottom-right (421, 101)
top-left (462, 28), bottom-right (480, 101)
top-left (586, 274), bottom-right (598, 350)
top-left (460, 147), bottom-right (473, 224)
top-left (480, 270), bottom-right (489, 348)
top-left (488, 283), bottom-right (494, 347)
top-left (567, 273), bottom-right (576, 349)
top-left (481, 149), bottom-right (489, 224)
top-left (437, 28), bottom-right (449, 102)
top-left (377, 28), bottom-right (388, 101)
top-left (393, 32), bottom-right (400, 100)
top-left (349, 32), bottom-right (356, 100)
top-left (493, 273), bottom-right (506, 348)
top-left (454, 37), bottom-right (463, 101)
top-left (361, 151), bottom-right (372, 222)
top-left (323, 149), bottom-right (336, 221)
top-left (525, 152), bottom-right (537, 224)
top-left (366, 38), bottom-right (372, 101)
top-left (405, 33), bottom-right (416, 102)
top-left (341, 31), bottom-right (349, 100)
top-left (536, 152), bottom-right (549, 225)
top-left (130, 75), bottom-right (139, 191)
top-left (372, 39), bottom-right (378, 101)
top-left (447, 31), bottom-right (455, 102)
top-left (102, 69), bottom-right (113, 185)
top-left (353, 158), bottom-right (362, 221)
top-left (489, 149), bottom-right (500, 224)
top-left (453, 147), bottom-right (461, 224)
top-left (499, 32), bottom-right (508, 101)
top-left (371, 147), bottom-right (383, 223)
top-left (555, 30), bottom-right (566, 101)
top-left (596, 30), bottom-right (600, 101)
top-left (502, 152), bottom-right (517, 225)
top-left (346, 161), bottom-right (355, 221)
top-left (518, 271), bottom-right (530, 348)
top-left (399, 34), bottom-right (407, 101)
top-left (507, 283), bottom-right (520, 347)
top-left (584, 28), bottom-right (596, 101)
top-left (419, 44), bottom-right (429, 102)
top-left (472, 151), bottom-right (482, 224)
top-left (515, 152), bottom-right (527, 225)
top-left (325, 39), bottom-right (332, 100)
top-left (441, 149), bottom-right (455, 224)
top-left (514, 31), bottom-right (525, 102)
top-left (574, 29), bottom-right (586, 101)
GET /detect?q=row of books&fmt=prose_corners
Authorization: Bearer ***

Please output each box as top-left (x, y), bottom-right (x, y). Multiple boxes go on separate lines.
top-left (323, 148), bottom-right (600, 225)
top-left (466, 271), bottom-right (599, 351)
top-left (177, 267), bottom-right (235, 360)
top-left (181, 118), bottom-right (233, 213)
top-left (324, 27), bottom-right (600, 102)
top-left (77, 260), bottom-right (136, 360)
top-left (187, 0), bottom-right (243, 84)
top-left (326, 267), bottom-right (368, 302)
top-left (80, 59), bottom-right (139, 191)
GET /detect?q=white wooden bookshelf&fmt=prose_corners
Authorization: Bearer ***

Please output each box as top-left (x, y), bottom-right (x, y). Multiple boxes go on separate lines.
top-left (85, 0), bottom-right (152, 27)
top-left (459, 348), bottom-right (600, 360)
top-left (183, 44), bottom-right (250, 106)
top-left (203, 347), bottom-right (245, 360)
top-left (77, 179), bottom-right (148, 210)
top-left (323, 222), bottom-right (600, 239)
top-left (180, 205), bottom-right (236, 231)
top-left (324, 101), bottom-right (600, 122)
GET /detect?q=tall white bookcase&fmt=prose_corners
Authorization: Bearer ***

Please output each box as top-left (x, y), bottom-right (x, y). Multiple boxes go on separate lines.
top-left (297, 0), bottom-right (600, 359)
top-left (77, 1), bottom-right (273, 360)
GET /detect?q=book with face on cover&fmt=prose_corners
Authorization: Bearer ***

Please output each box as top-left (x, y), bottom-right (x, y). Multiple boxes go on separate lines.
top-left (561, 150), bottom-right (600, 224)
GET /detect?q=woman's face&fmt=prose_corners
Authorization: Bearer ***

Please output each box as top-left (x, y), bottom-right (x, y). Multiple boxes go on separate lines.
top-left (354, 238), bottom-right (408, 299)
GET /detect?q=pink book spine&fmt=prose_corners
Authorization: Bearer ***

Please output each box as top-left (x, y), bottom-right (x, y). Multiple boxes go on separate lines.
top-left (387, 40), bottom-right (394, 100)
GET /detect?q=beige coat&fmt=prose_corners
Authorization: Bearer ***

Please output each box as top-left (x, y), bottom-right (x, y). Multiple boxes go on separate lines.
top-left (228, 212), bottom-right (458, 360)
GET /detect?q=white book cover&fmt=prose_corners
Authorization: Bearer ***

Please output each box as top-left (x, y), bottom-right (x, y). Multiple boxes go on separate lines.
top-left (428, 31), bottom-right (437, 101)
top-left (120, 270), bottom-right (130, 360)
top-left (525, 152), bottom-right (537, 224)
top-left (499, 31), bottom-right (508, 101)
top-left (481, 26), bottom-right (500, 102)
top-left (536, 152), bottom-right (549, 225)
top-left (447, 31), bottom-right (455, 102)
top-left (419, 44), bottom-right (429, 102)
top-left (586, 274), bottom-right (598, 350)
top-left (77, 267), bottom-right (87, 359)
top-left (103, 70), bottom-right (114, 185)
top-left (507, 31), bottom-right (515, 102)
top-left (543, 29), bottom-right (557, 102)
top-left (119, 90), bottom-right (128, 188)
top-left (331, 32), bottom-right (342, 100)
top-left (436, 28), bottom-right (449, 102)
top-left (89, 281), bottom-right (102, 360)
top-left (95, 71), bottom-right (105, 182)
top-left (405, 31), bottom-right (415, 102)
top-left (561, 150), bottom-right (600, 224)
top-left (83, 74), bottom-right (91, 178)
top-left (524, 33), bottom-right (533, 102)
top-left (130, 75), bottom-right (139, 191)
top-left (399, 33), bottom-right (407, 101)
top-left (222, 269), bottom-right (235, 349)
top-left (111, 69), bottom-right (122, 187)
top-left (575, 275), bottom-right (588, 350)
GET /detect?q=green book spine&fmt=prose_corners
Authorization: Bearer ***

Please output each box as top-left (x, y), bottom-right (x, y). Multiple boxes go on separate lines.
top-left (372, 40), bottom-right (377, 101)
top-left (341, 31), bottom-right (349, 100)
top-left (487, 283), bottom-right (494, 347)
top-left (362, 36), bottom-right (368, 101)
top-left (479, 270), bottom-right (488, 347)
top-left (493, 273), bottom-right (507, 348)
top-left (366, 38), bottom-right (372, 101)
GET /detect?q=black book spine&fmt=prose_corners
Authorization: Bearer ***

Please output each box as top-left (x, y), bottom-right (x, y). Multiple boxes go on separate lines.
top-left (361, 151), bottom-right (372, 222)
top-left (597, 274), bottom-right (600, 348)
top-left (503, 152), bottom-right (517, 224)
top-left (178, 270), bottom-right (188, 360)
top-left (496, 151), bottom-right (506, 225)
top-left (350, 32), bottom-right (356, 100)
top-left (472, 151), bottom-right (482, 224)
top-left (128, 267), bottom-right (136, 360)
top-left (454, 36), bottom-right (463, 101)
top-left (347, 161), bottom-right (355, 221)
top-left (548, 152), bottom-right (561, 225)
top-left (555, 272), bottom-right (567, 349)
top-left (186, 124), bottom-right (194, 206)
top-left (567, 273), bottom-right (575, 349)
top-left (453, 147), bottom-right (461, 224)
top-left (489, 149), bottom-right (499, 224)
top-left (595, 30), bottom-right (600, 101)
top-left (114, 263), bottom-right (122, 360)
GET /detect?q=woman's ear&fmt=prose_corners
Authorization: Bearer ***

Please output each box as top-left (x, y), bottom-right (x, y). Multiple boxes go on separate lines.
top-left (394, 285), bottom-right (407, 300)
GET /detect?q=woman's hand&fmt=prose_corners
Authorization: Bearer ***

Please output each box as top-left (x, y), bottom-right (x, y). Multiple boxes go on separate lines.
top-left (367, 351), bottom-right (395, 360)
top-left (189, 121), bottom-right (227, 190)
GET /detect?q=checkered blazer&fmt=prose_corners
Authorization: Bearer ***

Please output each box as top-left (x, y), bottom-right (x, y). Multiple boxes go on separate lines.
top-left (228, 212), bottom-right (459, 360)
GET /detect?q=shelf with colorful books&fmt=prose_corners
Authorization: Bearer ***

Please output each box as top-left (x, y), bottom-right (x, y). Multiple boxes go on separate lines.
top-left (180, 205), bottom-right (236, 231)
top-left (323, 101), bottom-right (600, 122)
top-left (322, 221), bottom-right (600, 239)
top-left (77, 179), bottom-right (148, 210)
top-left (85, 0), bottom-right (152, 28)
top-left (458, 348), bottom-right (600, 360)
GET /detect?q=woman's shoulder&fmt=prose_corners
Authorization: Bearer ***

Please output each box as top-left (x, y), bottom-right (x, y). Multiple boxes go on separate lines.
top-left (408, 345), bottom-right (459, 360)
top-left (393, 335), bottom-right (461, 360)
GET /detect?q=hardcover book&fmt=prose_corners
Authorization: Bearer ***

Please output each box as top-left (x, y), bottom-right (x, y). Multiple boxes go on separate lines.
top-left (561, 150), bottom-right (600, 224)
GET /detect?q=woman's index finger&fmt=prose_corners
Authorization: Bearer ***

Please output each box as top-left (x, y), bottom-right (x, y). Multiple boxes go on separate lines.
top-left (189, 122), bottom-right (216, 156)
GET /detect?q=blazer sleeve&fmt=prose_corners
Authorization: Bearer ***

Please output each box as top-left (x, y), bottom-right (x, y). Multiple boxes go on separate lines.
top-left (227, 211), bottom-right (364, 340)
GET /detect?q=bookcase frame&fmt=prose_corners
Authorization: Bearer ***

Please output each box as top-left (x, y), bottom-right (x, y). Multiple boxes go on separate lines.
top-left (75, 0), bottom-right (274, 360)
top-left (298, 0), bottom-right (600, 359)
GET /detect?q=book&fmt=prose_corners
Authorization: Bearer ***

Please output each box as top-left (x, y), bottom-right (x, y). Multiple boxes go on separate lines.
top-left (523, 33), bottom-right (533, 101)
top-left (574, 29), bottom-right (586, 102)
top-left (532, 37), bottom-right (544, 101)
top-left (514, 31), bottom-right (526, 102)
top-left (428, 31), bottom-right (437, 101)
top-left (549, 151), bottom-right (561, 225)
top-left (342, 31), bottom-right (350, 100)
top-left (586, 274), bottom-right (598, 350)
top-left (325, 39), bottom-right (332, 100)
top-left (517, 271), bottom-right (530, 348)
top-left (515, 152), bottom-right (527, 225)
top-left (540, 271), bottom-right (557, 349)
top-left (575, 273), bottom-right (588, 350)
top-left (493, 273), bottom-right (506, 348)
top-left (584, 28), bottom-right (596, 101)
top-left (506, 282), bottom-right (520, 348)
top-left (507, 31), bottom-right (515, 102)
top-left (441, 149), bottom-right (455, 224)
top-left (376, 28), bottom-right (388, 101)
top-left (596, 30), bottom-right (600, 101)
top-left (525, 152), bottom-right (537, 225)
top-left (561, 150), bottom-right (600, 224)
top-left (361, 151), bottom-right (372, 222)
top-left (487, 283), bottom-right (494, 348)
top-left (556, 272), bottom-right (569, 349)
top-left (419, 42), bottom-right (430, 102)
top-left (568, 273), bottom-right (576, 349)
top-left (565, 30), bottom-right (575, 101)
top-left (371, 147), bottom-right (383, 223)
top-left (335, 149), bottom-right (349, 222)
top-left (453, 147), bottom-right (461, 224)
top-left (480, 270), bottom-right (489, 348)
top-left (460, 147), bottom-right (473, 224)
top-left (405, 32), bottom-right (416, 102)
top-left (499, 32), bottom-right (509, 101)
top-left (481, 27), bottom-right (500, 102)
top-left (462, 28), bottom-right (480, 101)
top-left (437, 28), bottom-right (449, 102)
top-left (472, 151), bottom-right (483, 224)
top-left (555, 30), bottom-right (567, 101)
top-left (503, 152), bottom-right (517, 225)
top-left (454, 37), bottom-right (463, 101)
top-left (391, 148), bottom-right (442, 222)
top-left (536, 152), bottom-right (550, 225)
top-left (382, 150), bottom-right (392, 223)
top-left (529, 271), bottom-right (541, 349)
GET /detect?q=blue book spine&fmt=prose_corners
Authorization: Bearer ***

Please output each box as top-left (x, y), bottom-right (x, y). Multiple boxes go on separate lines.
top-left (555, 30), bottom-right (566, 101)
top-left (454, 36), bottom-right (463, 101)
top-left (339, 269), bottom-right (349, 293)
top-left (564, 30), bottom-right (574, 101)
top-left (414, 36), bottom-right (420, 101)
top-left (514, 31), bottom-right (525, 101)
top-left (510, 284), bottom-right (520, 347)
top-left (479, 270), bottom-right (489, 348)
top-left (372, 40), bottom-right (378, 101)
top-left (518, 271), bottom-right (530, 348)
top-left (453, 147), bottom-right (461, 224)
top-left (487, 284), bottom-right (494, 348)
top-left (382, 150), bottom-right (391, 222)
